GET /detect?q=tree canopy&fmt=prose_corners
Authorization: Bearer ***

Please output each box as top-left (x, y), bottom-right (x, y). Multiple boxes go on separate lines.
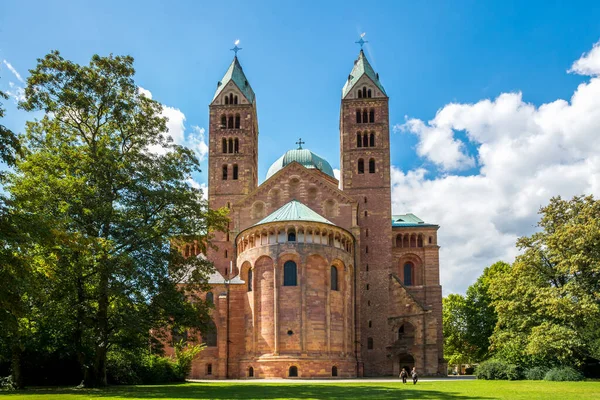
top-left (1, 51), bottom-right (227, 387)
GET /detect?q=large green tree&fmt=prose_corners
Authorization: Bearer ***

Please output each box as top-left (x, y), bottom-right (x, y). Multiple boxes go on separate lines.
top-left (6, 51), bottom-right (227, 386)
top-left (488, 195), bottom-right (600, 368)
top-left (443, 293), bottom-right (475, 369)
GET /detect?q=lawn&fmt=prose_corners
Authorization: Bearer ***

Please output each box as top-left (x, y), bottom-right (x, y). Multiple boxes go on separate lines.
top-left (0, 380), bottom-right (598, 400)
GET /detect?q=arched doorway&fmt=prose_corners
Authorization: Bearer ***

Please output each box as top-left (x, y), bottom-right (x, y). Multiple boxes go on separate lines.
top-left (398, 354), bottom-right (415, 375)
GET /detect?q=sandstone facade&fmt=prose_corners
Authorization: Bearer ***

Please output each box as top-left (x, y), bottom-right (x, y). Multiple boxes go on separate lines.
top-left (169, 49), bottom-right (445, 378)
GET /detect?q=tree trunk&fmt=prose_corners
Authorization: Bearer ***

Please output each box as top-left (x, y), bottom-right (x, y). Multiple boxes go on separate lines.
top-left (93, 265), bottom-right (110, 387)
top-left (11, 344), bottom-right (23, 389)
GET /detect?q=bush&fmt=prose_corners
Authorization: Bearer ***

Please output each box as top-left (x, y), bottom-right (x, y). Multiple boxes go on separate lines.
top-left (0, 376), bottom-right (16, 391)
top-left (524, 367), bottom-right (548, 380)
top-left (475, 359), bottom-right (521, 380)
top-left (544, 367), bottom-right (584, 382)
top-left (107, 350), bottom-right (184, 385)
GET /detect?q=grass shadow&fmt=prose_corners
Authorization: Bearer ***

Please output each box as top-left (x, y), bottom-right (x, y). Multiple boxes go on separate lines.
top-left (1, 382), bottom-right (494, 399)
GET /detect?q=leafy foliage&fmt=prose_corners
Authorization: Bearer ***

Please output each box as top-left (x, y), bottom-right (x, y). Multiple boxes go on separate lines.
top-left (544, 367), bottom-right (585, 382)
top-left (524, 367), bottom-right (549, 381)
top-left (488, 195), bottom-right (600, 368)
top-left (1, 51), bottom-right (227, 387)
top-left (475, 359), bottom-right (521, 380)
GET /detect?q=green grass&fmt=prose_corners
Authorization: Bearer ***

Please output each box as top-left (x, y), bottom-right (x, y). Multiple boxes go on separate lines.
top-left (0, 380), bottom-right (598, 400)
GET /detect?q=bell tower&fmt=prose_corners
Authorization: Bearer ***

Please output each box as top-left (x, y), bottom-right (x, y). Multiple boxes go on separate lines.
top-left (208, 53), bottom-right (259, 277)
top-left (340, 47), bottom-right (393, 375)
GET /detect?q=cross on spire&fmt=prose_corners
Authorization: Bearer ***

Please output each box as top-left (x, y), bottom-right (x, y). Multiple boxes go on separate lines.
top-left (230, 40), bottom-right (242, 55)
top-left (296, 138), bottom-right (305, 149)
top-left (355, 33), bottom-right (368, 49)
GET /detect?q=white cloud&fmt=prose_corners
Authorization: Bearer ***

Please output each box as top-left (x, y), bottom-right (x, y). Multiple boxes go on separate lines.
top-left (5, 81), bottom-right (25, 102)
top-left (186, 178), bottom-right (208, 200)
top-left (2, 60), bottom-right (24, 83)
top-left (393, 39), bottom-right (600, 295)
top-left (569, 39), bottom-right (600, 76)
top-left (141, 87), bottom-right (209, 162)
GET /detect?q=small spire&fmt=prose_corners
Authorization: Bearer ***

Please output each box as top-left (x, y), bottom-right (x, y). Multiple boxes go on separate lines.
top-left (230, 39), bottom-right (242, 56)
top-left (296, 138), bottom-right (305, 149)
top-left (355, 32), bottom-right (368, 49)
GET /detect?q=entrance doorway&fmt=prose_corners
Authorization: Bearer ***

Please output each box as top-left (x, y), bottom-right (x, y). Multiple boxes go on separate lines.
top-left (398, 354), bottom-right (415, 375)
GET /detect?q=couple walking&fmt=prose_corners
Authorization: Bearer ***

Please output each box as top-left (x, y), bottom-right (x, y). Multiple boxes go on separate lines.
top-left (399, 367), bottom-right (418, 384)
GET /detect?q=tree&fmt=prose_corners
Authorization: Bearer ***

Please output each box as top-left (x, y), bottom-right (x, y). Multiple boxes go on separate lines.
top-left (488, 195), bottom-right (600, 368)
top-left (443, 294), bottom-right (476, 370)
top-left (6, 51), bottom-right (228, 386)
top-left (464, 261), bottom-right (510, 362)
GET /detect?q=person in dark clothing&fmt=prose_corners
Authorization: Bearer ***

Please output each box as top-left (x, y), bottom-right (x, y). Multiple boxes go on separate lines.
top-left (411, 367), bottom-right (418, 384)
top-left (399, 368), bottom-right (407, 384)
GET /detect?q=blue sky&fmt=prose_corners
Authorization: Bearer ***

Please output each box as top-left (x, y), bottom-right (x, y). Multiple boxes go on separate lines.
top-left (2, 1), bottom-right (600, 293)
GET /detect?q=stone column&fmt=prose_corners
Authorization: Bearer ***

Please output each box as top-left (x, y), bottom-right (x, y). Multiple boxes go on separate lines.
top-left (273, 262), bottom-right (279, 355)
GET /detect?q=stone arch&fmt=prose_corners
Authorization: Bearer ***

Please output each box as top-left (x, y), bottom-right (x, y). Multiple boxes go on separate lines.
top-left (269, 188), bottom-right (281, 208)
top-left (254, 255), bottom-right (275, 353)
top-left (323, 198), bottom-right (337, 218)
top-left (307, 185), bottom-right (318, 201)
top-left (395, 234), bottom-right (402, 248)
top-left (330, 258), bottom-right (346, 292)
top-left (240, 261), bottom-right (253, 291)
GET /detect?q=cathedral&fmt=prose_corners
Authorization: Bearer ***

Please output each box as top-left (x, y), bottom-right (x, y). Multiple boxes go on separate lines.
top-left (178, 46), bottom-right (445, 378)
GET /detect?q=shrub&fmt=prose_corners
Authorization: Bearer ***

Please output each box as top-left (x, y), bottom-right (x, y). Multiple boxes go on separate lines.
top-left (107, 350), bottom-right (184, 385)
top-left (524, 367), bottom-right (548, 380)
top-left (0, 376), bottom-right (16, 391)
top-left (544, 367), bottom-right (584, 382)
top-left (475, 359), bottom-right (521, 380)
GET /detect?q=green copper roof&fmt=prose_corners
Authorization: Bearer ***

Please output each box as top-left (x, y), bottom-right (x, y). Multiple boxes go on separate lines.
top-left (392, 214), bottom-right (437, 228)
top-left (265, 148), bottom-right (335, 180)
top-left (342, 49), bottom-right (387, 98)
top-left (255, 200), bottom-right (334, 226)
top-left (212, 56), bottom-right (255, 104)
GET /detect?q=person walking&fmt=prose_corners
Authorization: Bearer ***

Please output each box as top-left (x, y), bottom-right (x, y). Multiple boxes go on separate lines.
top-left (399, 368), bottom-right (407, 384)
top-left (411, 367), bottom-right (418, 385)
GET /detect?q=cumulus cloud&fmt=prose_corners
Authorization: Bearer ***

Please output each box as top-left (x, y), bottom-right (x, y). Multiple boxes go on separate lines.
top-left (141, 87), bottom-right (209, 162)
top-left (393, 39), bottom-right (600, 294)
top-left (186, 178), bottom-right (208, 200)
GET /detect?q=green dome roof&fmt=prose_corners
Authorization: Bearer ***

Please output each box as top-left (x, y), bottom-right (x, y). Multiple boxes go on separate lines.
top-left (265, 148), bottom-right (335, 180)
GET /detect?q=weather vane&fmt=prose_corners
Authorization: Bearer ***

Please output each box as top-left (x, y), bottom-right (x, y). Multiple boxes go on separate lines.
top-left (231, 39), bottom-right (242, 55)
top-left (355, 32), bottom-right (368, 48)
top-left (296, 138), bottom-right (305, 149)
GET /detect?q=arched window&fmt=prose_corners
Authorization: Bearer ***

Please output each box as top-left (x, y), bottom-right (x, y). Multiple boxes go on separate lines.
top-left (364, 210), bottom-right (368, 217)
top-left (357, 159), bottom-right (364, 174)
top-left (248, 367), bottom-right (254, 377)
top-left (287, 229), bottom-right (296, 242)
top-left (222, 138), bottom-right (227, 153)
top-left (398, 325), bottom-right (405, 339)
top-left (368, 320), bottom-right (372, 328)
top-left (233, 164), bottom-right (238, 180)
top-left (234, 138), bottom-right (239, 153)
top-left (289, 366), bottom-right (298, 377)
top-left (367, 89), bottom-right (372, 98)
top-left (404, 262), bottom-right (413, 286)
top-left (332, 366), bottom-right (338, 377)
top-left (234, 95), bottom-right (238, 104)
top-left (228, 115), bottom-right (234, 129)
top-left (429, 236), bottom-right (433, 244)
top-left (366, 228), bottom-right (369, 237)
top-left (366, 245), bottom-right (369, 254)
top-left (224, 95), bottom-right (229, 105)
top-left (206, 292), bottom-right (214, 304)
top-left (357, 89), bottom-right (363, 98)
top-left (331, 266), bottom-right (338, 291)
top-left (283, 260), bottom-right (297, 286)
top-left (228, 138), bottom-right (233, 153)
top-left (362, 87), bottom-right (367, 98)
top-left (357, 132), bottom-right (362, 147)
top-left (396, 235), bottom-right (402, 247)
top-left (207, 363), bottom-right (212, 375)
top-left (363, 133), bottom-right (368, 147)
top-left (247, 269), bottom-right (253, 292)
top-left (222, 165), bottom-right (228, 180)
top-left (417, 235), bottom-right (423, 247)
top-left (221, 115), bottom-right (227, 128)
top-left (356, 110), bottom-right (361, 123)
top-left (369, 158), bottom-right (375, 173)
top-left (229, 93), bottom-right (234, 104)
top-left (364, 197), bottom-right (367, 203)
top-left (363, 110), bottom-right (368, 123)
top-left (369, 109), bottom-right (375, 123)
top-left (235, 114), bottom-right (240, 129)
top-left (369, 132), bottom-right (375, 147)
top-left (367, 337), bottom-right (374, 350)
top-left (203, 320), bottom-right (217, 347)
